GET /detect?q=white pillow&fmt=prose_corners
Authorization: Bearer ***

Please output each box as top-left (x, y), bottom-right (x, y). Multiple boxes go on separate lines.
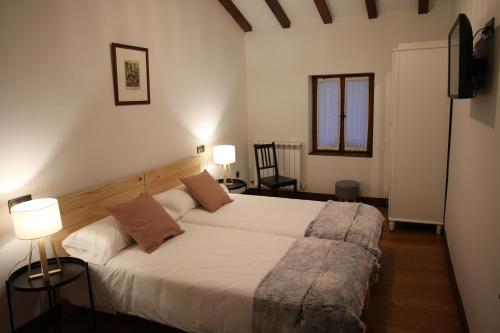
top-left (62, 215), bottom-right (132, 265)
top-left (153, 185), bottom-right (199, 217)
top-left (62, 207), bottom-right (180, 265)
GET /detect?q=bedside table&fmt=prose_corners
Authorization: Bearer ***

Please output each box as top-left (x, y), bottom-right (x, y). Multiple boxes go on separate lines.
top-left (217, 178), bottom-right (247, 192)
top-left (6, 257), bottom-right (95, 332)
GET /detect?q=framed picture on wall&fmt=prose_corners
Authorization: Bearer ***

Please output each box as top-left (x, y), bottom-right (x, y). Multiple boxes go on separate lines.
top-left (110, 43), bottom-right (150, 105)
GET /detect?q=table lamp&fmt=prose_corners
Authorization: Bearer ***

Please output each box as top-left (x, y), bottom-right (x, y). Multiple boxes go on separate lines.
top-left (213, 145), bottom-right (235, 185)
top-left (11, 198), bottom-right (63, 281)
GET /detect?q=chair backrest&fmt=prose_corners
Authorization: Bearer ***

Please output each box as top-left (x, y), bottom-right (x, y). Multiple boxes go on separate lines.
top-left (254, 142), bottom-right (279, 181)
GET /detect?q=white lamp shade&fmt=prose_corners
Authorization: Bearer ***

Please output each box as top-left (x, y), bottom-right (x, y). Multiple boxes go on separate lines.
top-left (11, 198), bottom-right (62, 240)
top-left (213, 145), bottom-right (236, 164)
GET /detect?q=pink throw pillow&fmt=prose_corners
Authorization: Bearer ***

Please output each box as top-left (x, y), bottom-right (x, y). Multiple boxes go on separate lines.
top-left (107, 193), bottom-right (184, 253)
top-left (180, 170), bottom-right (233, 212)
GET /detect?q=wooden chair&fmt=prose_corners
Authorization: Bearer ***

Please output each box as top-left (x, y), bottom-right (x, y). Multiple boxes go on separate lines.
top-left (254, 142), bottom-right (297, 196)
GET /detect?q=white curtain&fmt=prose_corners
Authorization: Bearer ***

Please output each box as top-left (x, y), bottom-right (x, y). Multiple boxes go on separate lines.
top-left (317, 78), bottom-right (340, 150)
top-left (344, 77), bottom-right (369, 151)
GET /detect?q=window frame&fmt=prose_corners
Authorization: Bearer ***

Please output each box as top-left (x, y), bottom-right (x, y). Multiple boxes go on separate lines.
top-left (311, 72), bottom-right (374, 158)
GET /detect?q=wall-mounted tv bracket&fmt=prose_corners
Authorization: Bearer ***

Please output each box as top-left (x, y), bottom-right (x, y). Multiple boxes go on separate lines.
top-left (472, 17), bottom-right (495, 93)
top-left (480, 17), bottom-right (495, 40)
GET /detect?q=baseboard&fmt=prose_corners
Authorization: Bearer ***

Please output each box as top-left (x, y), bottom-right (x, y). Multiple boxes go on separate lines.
top-left (243, 188), bottom-right (388, 207)
top-left (443, 230), bottom-right (470, 333)
top-left (357, 196), bottom-right (388, 207)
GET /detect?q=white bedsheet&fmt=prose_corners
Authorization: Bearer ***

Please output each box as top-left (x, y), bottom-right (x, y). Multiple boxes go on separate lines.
top-left (70, 222), bottom-right (295, 333)
top-left (181, 194), bottom-right (325, 238)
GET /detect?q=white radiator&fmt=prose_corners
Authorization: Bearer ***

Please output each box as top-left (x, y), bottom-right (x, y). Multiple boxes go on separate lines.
top-left (250, 141), bottom-right (302, 190)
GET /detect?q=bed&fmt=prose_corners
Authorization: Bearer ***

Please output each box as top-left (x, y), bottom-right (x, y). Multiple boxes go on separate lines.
top-left (142, 159), bottom-right (384, 260)
top-left (65, 221), bottom-right (377, 332)
top-left (166, 192), bottom-right (384, 260)
top-left (51, 156), bottom-right (378, 333)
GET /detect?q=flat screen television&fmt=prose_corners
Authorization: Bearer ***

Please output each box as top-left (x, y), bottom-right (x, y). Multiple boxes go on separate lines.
top-left (448, 14), bottom-right (473, 99)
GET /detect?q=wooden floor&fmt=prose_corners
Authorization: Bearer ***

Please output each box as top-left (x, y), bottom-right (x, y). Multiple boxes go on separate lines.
top-left (362, 208), bottom-right (463, 332)
top-left (18, 205), bottom-right (464, 333)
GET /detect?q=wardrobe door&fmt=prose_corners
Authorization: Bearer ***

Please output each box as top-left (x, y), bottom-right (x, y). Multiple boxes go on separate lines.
top-left (390, 42), bottom-right (449, 233)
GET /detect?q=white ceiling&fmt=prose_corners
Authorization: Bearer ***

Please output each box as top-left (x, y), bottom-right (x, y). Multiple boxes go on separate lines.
top-left (231, 0), bottom-right (454, 29)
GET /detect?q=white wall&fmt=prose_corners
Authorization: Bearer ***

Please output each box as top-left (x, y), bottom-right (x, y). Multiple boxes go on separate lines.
top-left (446, 1), bottom-right (500, 332)
top-left (245, 2), bottom-right (453, 197)
top-left (0, 0), bottom-right (247, 330)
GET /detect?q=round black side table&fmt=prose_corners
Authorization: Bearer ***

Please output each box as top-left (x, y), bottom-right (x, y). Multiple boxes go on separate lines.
top-left (217, 178), bottom-right (247, 192)
top-left (5, 257), bottom-right (95, 332)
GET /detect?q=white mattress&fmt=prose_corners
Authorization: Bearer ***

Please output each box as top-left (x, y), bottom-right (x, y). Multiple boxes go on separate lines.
top-left (181, 194), bottom-right (325, 238)
top-left (76, 222), bottom-right (296, 333)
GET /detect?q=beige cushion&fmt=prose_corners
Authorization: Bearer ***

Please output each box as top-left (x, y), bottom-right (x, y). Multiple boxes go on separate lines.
top-left (107, 193), bottom-right (184, 253)
top-left (180, 170), bottom-right (233, 212)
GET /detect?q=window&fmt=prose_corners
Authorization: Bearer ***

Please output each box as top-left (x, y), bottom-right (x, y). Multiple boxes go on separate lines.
top-left (311, 73), bottom-right (374, 157)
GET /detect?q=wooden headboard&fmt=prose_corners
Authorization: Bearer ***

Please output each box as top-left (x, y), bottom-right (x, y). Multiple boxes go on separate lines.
top-left (52, 155), bottom-right (202, 257)
top-left (52, 174), bottom-right (145, 256)
top-left (144, 155), bottom-right (202, 195)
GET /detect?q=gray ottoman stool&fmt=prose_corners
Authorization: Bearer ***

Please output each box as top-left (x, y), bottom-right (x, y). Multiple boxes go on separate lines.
top-left (335, 180), bottom-right (360, 202)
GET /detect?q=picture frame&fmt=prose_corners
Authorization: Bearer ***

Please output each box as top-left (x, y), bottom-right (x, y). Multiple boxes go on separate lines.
top-left (110, 43), bottom-right (150, 105)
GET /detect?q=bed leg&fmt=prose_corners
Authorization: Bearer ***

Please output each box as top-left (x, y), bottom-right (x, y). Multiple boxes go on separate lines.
top-left (436, 225), bottom-right (442, 235)
top-left (389, 221), bottom-right (395, 232)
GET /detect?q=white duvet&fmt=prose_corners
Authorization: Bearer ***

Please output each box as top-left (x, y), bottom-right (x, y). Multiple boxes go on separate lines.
top-left (69, 222), bottom-right (295, 333)
top-left (181, 194), bottom-right (325, 238)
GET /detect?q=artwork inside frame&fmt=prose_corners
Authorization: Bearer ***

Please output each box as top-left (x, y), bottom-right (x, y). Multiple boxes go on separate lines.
top-left (111, 43), bottom-right (150, 105)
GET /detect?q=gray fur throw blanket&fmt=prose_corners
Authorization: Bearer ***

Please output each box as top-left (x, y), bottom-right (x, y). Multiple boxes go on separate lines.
top-left (305, 201), bottom-right (383, 260)
top-left (253, 237), bottom-right (377, 333)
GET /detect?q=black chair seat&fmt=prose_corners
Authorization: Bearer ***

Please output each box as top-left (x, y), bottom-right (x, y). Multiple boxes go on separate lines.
top-left (260, 175), bottom-right (297, 188)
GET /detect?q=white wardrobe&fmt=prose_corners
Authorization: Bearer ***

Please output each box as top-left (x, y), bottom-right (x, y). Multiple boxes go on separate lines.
top-left (389, 41), bottom-right (449, 234)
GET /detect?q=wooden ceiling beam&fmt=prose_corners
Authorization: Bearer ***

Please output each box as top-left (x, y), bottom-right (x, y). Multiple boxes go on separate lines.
top-left (364, 0), bottom-right (378, 19)
top-left (218, 0), bottom-right (252, 32)
top-left (313, 0), bottom-right (333, 24)
top-left (265, 0), bottom-right (291, 29)
top-left (418, 0), bottom-right (429, 14)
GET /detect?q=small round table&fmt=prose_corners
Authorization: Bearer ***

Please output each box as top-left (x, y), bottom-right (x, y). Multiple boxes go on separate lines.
top-left (5, 257), bottom-right (95, 332)
top-left (217, 178), bottom-right (247, 192)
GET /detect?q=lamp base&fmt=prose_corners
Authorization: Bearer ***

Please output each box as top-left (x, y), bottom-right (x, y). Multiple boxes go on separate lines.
top-left (222, 164), bottom-right (233, 186)
top-left (27, 238), bottom-right (62, 281)
top-left (28, 268), bottom-right (62, 281)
